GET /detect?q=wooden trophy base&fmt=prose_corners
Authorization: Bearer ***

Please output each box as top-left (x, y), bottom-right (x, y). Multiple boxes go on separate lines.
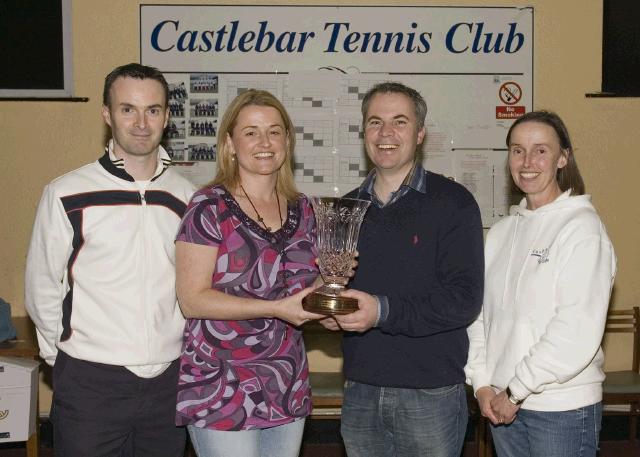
top-left (302, 291), bottom-right (358, 315)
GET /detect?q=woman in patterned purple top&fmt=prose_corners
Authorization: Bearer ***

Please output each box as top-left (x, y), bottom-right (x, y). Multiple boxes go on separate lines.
top-left (175, 90), bottom-right (324, 457)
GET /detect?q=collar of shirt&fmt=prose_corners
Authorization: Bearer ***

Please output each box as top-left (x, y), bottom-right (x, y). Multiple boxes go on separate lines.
top-left (106, 139), bottom-right (170, 180)
top-left (357, 162), bottom-right (427, 208)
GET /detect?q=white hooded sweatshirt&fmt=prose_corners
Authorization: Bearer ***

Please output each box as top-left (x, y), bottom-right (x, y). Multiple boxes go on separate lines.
top-left (465, 191), bottom-right (616, 411)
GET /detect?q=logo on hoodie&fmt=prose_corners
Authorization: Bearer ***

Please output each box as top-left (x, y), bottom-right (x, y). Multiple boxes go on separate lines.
top-left (530, 248), bottom-right (550, 264)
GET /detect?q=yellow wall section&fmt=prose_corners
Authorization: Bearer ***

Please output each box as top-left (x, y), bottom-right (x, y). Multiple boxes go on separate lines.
top-left (2, 1), bottom-right (638, 415)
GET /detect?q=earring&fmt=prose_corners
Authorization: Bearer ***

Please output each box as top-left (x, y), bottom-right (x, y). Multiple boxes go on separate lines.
top-left (231, 154), bottom-right (236, 161)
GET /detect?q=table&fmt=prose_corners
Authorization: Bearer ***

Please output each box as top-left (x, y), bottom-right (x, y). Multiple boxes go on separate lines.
top-left (0, 316), bottom-right (40, 457)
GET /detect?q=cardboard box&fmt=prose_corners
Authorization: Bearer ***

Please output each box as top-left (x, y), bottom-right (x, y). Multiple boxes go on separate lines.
top-left (0, 357), bottom-right (39, 442)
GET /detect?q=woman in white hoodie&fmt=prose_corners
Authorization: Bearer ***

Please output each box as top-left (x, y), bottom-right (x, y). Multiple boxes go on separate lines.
top-left (465, 111), bottom-right (616, 457)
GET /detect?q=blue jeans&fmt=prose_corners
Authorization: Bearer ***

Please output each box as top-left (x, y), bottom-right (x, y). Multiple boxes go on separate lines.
top-left (340, 380), bottom-right (468, 457)
top-left (491, 402), bottom-right (602, 457)
top-left (187, 418), bottom-right (305, 457)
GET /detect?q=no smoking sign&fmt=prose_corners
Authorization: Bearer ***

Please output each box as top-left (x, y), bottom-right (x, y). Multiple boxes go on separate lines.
top-left (496, 81), bottom-right (525, 119)
top-left (499, 82), bottom-right (522, 105)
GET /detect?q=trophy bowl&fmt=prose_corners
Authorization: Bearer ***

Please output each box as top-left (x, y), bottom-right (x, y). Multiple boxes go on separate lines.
top-left (303, 197), bottom-right (371, 315)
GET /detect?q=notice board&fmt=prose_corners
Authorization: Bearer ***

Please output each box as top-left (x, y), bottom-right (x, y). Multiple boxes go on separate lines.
top-left (141, 5), bottom-right (533, 227)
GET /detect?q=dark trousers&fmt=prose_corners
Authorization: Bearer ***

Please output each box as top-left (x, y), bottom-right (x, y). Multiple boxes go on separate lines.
top-left (52, 351), bottom-right (186, 457)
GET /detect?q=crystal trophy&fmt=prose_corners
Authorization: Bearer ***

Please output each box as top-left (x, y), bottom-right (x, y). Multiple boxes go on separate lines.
top-left (303, 197), bottom-right (371, 315)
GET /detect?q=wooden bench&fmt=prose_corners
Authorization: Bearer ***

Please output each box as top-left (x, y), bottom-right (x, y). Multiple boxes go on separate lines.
top-left (303, 322), bottom-right (345, 419)
top-left (602, 306), bottom-right (640, 444)
top-left (309, 372), bottom-right (344, 419)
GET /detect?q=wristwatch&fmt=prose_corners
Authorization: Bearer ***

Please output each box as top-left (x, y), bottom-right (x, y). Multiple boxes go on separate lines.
top-left (505, 387), bottom-right (524, 405)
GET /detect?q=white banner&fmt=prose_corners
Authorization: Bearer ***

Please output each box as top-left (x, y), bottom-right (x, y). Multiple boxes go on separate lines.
top-left (141, 5), bottom-right (532, 75)
top-left (142, 5), bottom-right (533, 227)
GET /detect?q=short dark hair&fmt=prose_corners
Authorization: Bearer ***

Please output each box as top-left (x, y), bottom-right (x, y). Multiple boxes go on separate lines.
top-left (103, 63), bottom-right (169, 107)
top-left (506, 110), bottom-right (585, 195)
top-left (361, 82), bottom-right (428, 129)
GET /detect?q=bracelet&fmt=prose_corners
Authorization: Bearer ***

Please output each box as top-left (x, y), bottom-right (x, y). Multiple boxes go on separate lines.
top-left (373, 295), bottom-right (381, 327)
top-left (506, 386), bottom-right (524, 405)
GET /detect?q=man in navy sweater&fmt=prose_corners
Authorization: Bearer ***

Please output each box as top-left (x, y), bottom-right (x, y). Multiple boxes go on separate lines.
top-left (321, 82), bottom-right (484, 456)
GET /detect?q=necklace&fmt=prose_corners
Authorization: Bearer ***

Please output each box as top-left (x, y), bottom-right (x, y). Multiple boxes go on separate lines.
top-left (239, 183), bottom-right (283, 233)
top-left (238, 184), bottom-right (288, 291)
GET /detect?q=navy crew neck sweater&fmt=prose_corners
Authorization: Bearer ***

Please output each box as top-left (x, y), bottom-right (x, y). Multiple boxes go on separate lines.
top-left (343, 171), bottom-right (484, 388)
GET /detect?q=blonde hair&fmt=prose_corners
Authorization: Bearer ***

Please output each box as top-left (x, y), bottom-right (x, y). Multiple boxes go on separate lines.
top-left (211, 90), bottom-right (300, 202)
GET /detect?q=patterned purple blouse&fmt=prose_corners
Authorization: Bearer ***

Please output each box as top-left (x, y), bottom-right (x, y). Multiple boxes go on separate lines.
top-left (175, 185), bottom-right (318, 431)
